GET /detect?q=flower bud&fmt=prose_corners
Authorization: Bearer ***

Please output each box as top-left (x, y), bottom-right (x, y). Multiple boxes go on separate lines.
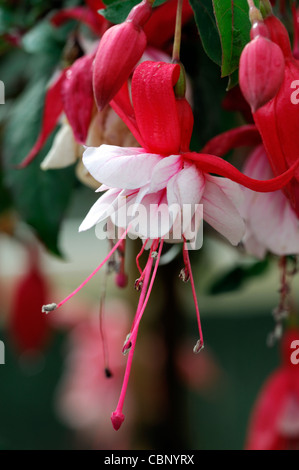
top-left (93, 0), bottom-right (152, 110)
top-left (62, 52), bottom-right (95, 144)
top-left (239, 22), bottom-right (285, 112)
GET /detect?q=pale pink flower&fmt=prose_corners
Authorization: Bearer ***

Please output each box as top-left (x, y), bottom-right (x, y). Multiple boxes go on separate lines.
top-left (240, 145), bottom-right (299, 258)
top-left (55, 301), bottom-right (134, 449)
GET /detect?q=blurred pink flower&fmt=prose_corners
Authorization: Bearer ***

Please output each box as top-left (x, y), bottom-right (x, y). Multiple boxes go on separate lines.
top-left (55, 300), bottom-right (134, 449)
top-left (246, 329), bottom-right (299, 450)
top-left (241, 145), bottom-right (299, 258)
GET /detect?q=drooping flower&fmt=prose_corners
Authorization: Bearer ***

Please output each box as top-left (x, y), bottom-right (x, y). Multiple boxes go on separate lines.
top-left (240, 145), bottom-right (299, 259)
top-left (246, 328), bottom-right (299, 450)
top-left (42, 45), bottom-right (299, 431)
top-left (10, 244), bottom-right (50, 356)
top-left (42, 58), bottom-right (299, 430)
top-left (248, 7), bottom-right (299, 216)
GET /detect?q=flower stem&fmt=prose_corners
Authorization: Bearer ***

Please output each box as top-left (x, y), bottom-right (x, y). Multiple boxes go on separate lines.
top-left (172, 0), bottom-right (183, 62)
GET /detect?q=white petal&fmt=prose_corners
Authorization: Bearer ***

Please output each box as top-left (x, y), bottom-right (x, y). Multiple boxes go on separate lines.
top-left (149, 155), bottom-right (182, 192)
top-left (205, 174), bottom-right (244, 213)
top-left (202, 177), bottom-right (246, 246)
top-left (121, 191), bottom-right (175, 239)
top-left (167, 163), bottom-right (205, 207)
top-left (82, 145), bottom-right (161, 189)
top-left (41, 123), bottom-right (77, 170)
top-left (79, 188), bottom-right (121, 232)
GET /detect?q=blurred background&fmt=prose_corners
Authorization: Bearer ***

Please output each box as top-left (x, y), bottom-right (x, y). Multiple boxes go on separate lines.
top-left (0, 0), bottom-right (298, 450)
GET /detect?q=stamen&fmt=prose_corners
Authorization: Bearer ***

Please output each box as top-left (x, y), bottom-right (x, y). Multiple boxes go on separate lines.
top-left (111, 411), bottom-right (125, 431)
top-left (128, 240), bottom-right (164, 345)
top-left (134, 279), bottom-right (143, 291)
top-left (42, 303), bottom-right (57, 313)
top-left (179, 267), bottom-right (190, 283)
top-left (183, 240), bottom-right (204, 352)
top-left (115, 238), bottom-right (128, 288)
top-left (193, 339), bottom-right (205, 354)
top-left (99, 265), bottom-right (112, 379)
top-left (122, 333), bottom-right (132, 355)
top-left (111, 238), bottom-right (163, 430)
top-left (136, 238), bottom-right (149, 276)
top-left (42, 226), bottom-right (130, 313)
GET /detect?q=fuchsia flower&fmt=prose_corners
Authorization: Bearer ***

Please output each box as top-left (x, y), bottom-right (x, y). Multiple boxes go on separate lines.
top-left (41, 59), bottom-right (299, 431)
top-left (201, 125), bottom-right (299, 259)
top-left (249, 9), bottom-right (299, 216)
top-left (246, 329), bottom-right (299, 450)
top-left (241, 145), bottom-right (299, 259)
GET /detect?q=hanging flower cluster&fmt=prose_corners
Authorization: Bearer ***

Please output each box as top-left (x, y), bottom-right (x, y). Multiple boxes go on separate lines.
top-left (12, 0), bottom-right (299, 437)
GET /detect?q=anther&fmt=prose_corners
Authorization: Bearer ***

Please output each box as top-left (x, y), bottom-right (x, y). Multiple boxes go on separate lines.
top-left (42, 303), bottom-right (57, 314)
top-left (122, 333), bottom-right (132, 355)
top-left (134, 278), bottom-right (143, 291)
top-left (179, 267), bottom-right (190, 283)
top-left (193, 339), bottom-right (205, 354)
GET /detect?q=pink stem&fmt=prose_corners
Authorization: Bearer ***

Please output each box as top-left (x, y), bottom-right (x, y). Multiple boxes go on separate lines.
top-left (112, 242), bottom-right (156, 427)
top-left (183, 241), bottom-right (204, 347)
top-left (127, 239), bottom-right (164, 347)
top-left (57, 226), bottom-right (130, 309)
top-left (136, 238), bottom-right (150, 277)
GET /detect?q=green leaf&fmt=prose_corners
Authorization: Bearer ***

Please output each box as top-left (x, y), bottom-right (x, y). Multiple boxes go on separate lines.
top-left (100, 0), bottom-right (169, 24)
top-left (3, 78), bottom-right (76, 256)
top-left (22, 19), bottom-right (73, 55)
top-left (188, 0), bottom-right (221, 66)
top-left (212, 0), bottom-right (258, 77)
top-left (208, 259), bottom-right (269, 295)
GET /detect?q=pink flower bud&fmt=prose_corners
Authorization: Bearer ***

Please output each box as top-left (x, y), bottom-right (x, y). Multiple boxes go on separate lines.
top-left (239, 23), bottom-right (285, 112)
top-left (93, 1), bottom-right (152, 110)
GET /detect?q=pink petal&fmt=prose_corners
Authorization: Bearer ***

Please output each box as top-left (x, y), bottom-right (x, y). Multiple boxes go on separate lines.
top-left (246, 369), bottom-right (289, 450)
top-left (61, 53), bottom-right (95, 144)
top-left (242, 147), bottom-right (299, 256)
